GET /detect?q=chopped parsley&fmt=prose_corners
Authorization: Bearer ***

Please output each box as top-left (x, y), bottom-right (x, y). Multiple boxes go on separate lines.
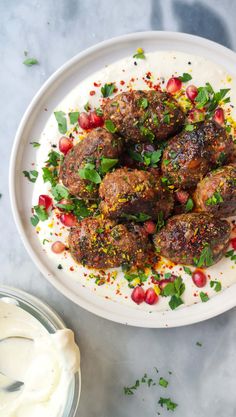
top-left (31, 204), bottom-right (49, 226)
top-left (140, 126), bottom-right (155, 142)
top-left (210, 280), bottom-right (222, 292)
top-left (79, 163), bottom-right (101, 184)
top-left (95, 107), bottom-right (103, 116)
top-left (138, 97), bottom-right (149, 109)
top-left (51, 184), bottom-right (69, 201)
top-left (162, 276), bottom-right (185, 310)
top-left (183, 266), bottom-right (192, 276)
top-left (101, 83), bottom-right (115, 98)
top-left (23, 170), bottom-right (38, 183)
top-left (100, 157), bottom-right (118, 174)
top-left (158, 397), bottom-right (178, 411)
top-left (23, 58), bottom-right (39, 66)
top-left (195, 83), bottom-right (230, 114)
top-left (128, 148), bottom-right (162, 167)
top-left (225, 249), bottom-right (236, 263)
top-left (46, 150), bottom-right (61, 167)
top-left (194, 244), bottom-right (214, 268)
top-left (185, 124), bottom-right (194, 132)
top-left (133, 47), bottom-right (145, 59)
top-left (30, 141), bottom-right (40, 148)
top-left (159, 377), bottom-right (168, 388)
top-left (121, 213), bottom-right (151, 223)
top-left (163, 113), bottom-right (170, 124)
top-left (179, 72), bottom-right (192, 82)
top-left (124, 269), bottom-right (148, 288)
top-left (105, 119), bottom-right (117, 133)
top-left (54, 111), bottom-right (67, 134)
top-left (206, 190), bottom-right (223, 206)
top-left (185, 198), bottom-right (194, 212)
top-left (200, 292), bottom-right (209, 302)
top-left (124, 379), bottom-right (140, 395)
top-left (69, 111), bottom-right (79, 124)
top-left (42, 167), bottom-right (58, 186)
top-left (156, 211), bottom-right (165, 232)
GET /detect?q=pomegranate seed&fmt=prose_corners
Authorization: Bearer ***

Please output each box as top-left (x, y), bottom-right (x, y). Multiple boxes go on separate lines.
top-left (214, 108), bottom-right (224, 126)
top-left (144, 288), bottom-right (158, 305)
top-left (60, 213), bottom-right (77, 227)
top-left (38, 195), bottom-right (52, 211)
top-left (231, 237), bottom-right (236, 250)
top-left (186, 85), bottom-right (198, 101)
top-left (51, 241), bottom-right (66, 254)
top-left (59, 137), bottom-right (73, 155)
top-left (166, 77), bottom-right (182, 94)
top-left (187, 108), bottom-right (205, 123)
top-left (131, 286), bottom-right (145, 304)
top-left (89, 111), bottom-right (104, 128)
top-left (78, 112), bottom-right (92, 130)
top-left (175, 190), bottom-right (189, 204)
top-left (144, 220), bottom-right (156, 234)
top-left (192, 270), bottom-right (207, 288)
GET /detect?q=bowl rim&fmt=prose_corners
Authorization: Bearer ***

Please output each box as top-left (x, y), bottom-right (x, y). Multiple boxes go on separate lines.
top-left (9, 30), bottom-right (236, 328)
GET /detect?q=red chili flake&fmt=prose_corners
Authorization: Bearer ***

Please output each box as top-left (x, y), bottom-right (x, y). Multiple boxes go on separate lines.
top-left (130, 77), bottom-right (135, 82)
top-left (114, 87), bottom-right (118, 93)
top-left (146, 71), bottom-right (152, 79)
top-left (120, 80), bottom-right (125, 85)
top-left (70, 266), bottom-right (74, 271)
top-left (93, 82), bottom-right (101, 87)
top-left (90, 90), bottom-right (96, 96)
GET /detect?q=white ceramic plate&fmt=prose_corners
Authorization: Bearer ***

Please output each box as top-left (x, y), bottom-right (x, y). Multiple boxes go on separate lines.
top-left (10, 31), bottom-right (236, 327)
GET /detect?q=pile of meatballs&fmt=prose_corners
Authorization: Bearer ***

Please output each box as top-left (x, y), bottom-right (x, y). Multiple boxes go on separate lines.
top-left (59, 89), bottom-right (236, 270)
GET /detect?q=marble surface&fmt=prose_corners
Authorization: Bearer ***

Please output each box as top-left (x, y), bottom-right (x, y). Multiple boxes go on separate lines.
top-left (1, 0), bottom-right (236, 415)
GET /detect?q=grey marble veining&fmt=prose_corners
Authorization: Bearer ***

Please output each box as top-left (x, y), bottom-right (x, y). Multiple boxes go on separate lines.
top-left (1, 1), bottom-right (236, 416)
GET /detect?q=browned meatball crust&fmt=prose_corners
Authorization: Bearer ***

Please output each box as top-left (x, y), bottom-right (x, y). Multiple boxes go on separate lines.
top-left (153, 213), bottom-right (230, 266)
top-left (194, 165), bottom-right (236, 217)
top-left (99, 167), bottom-right (174, 221)
top-left (68, 217), bottom-right (149, 269)
top-left (161, 121), bottom-right (234, 189)
top-left (59, 128), bottom-right (123, 200)
top-left (102, 90), bottom-right (185, 144)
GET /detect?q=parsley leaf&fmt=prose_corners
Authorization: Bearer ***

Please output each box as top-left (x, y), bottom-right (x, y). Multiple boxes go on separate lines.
top-left (45, 150), bottom-right (61, 167)
top-left (101, 83), bottom-right (115, 98)
top-left (183, 266), bottom-right (192, 276)
top-left (30, 141), bottom-right (40, 148)
top-left (42, 167), bottom-right (58, 186)
top-left (51, 184), bottom-right (69, 201)
top-left (185, 124), bottom-right (194, 132)
top-left (158, 397), bottom-right (178, 411)
top-left (69, 111), bottom-right (79, 124)
top-left (179, 73), bottom-right (192, 82)
top-left (133, 47), bottom-right (145, 60)
top-left (195, 244), bottom-right (214, 268)
top-left (185, 198), bottom-right (194, 212)
top-left (54, 111), bottom-right (67, 134)
top-left (79, 163), bottom-right (101, 184)
top-left (200, 292), bottom-right (209, 302)
top-left (159, 377), bottom-right (168, 388)
top-left (140, 126), bottom-right (155, 142)
top-left (100, 157), bottom-right (118, 174)
top-left (225, 249), bottom-right (236, 264)
top-left (23, 170), bottom-right (38, 183)
top-left (23, 58), bottom-right (39, 66)
top-left (124, 380), bottom-right (140, 395)
top-left (206, 190), bottom-right (223, 206)
top-left (162, 276), bottom-right (185, 310)
top-left (138, 97), bottom-right (149, 109)
top-left (121, 213), bottom-right (151, 223)
top-left (210, 280), bottom-right (222, 292)
top-left (33, 205), bottom-right (49, 221)
top-left (105, 119), bottom-right (117, 133)
top-left (30, 214), bottom-right (39, 226)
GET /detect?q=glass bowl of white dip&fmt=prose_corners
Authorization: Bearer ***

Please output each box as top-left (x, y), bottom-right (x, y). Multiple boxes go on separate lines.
top-left (0, 285), bottom-right (81, 417)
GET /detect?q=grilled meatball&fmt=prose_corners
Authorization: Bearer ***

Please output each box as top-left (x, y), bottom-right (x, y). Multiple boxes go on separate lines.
top-left (99, 167), bottom-right (174, 220)
top-left (194, 165), bottom-right (236, 217)
top-left (68, 217), bottom-right (149, 269)
top-left (153, 213), bottom-right (230, 266)
top-left (161, 121), bottom-right (233, 189)
top-left (102, 90), bottom-right (185, 144)
top-left (59, 128), bottom-right (123, 200)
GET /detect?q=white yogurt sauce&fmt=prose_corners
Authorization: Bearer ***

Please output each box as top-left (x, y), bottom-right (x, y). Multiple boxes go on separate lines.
top-left (0, 300), bottom-right (80, 417)
top-left (31, 50), bottom-right (236, 311)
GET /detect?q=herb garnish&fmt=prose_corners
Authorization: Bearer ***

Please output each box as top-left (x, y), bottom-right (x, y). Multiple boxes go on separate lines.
top-left (79, 163), bottom-right (101, 184)
top-left (183, 266), bottom-right (192, 276)
top-left (206, 190), bottom-right (223, 206)
top-left (23, 170), bottom-right (38, 183)
top-left (54, 111), bottom-right (67, 134)
top-left (31, 204), bottom-right (49, 226)
top-left (200, 292), bottom-right (209, 302)
top-left (195, 83), bottom-right (230, 114)
top-left (210, 280), bottom-right (222, 292)
top-left (185, 124), bottom-right (194, 132)
top-left (84, 102), bottom-right (91, 112)
top-left (185, 198), bottom-right (194, 212)
top-left (30, 141), bottom-right (40, 148)
top-left (159, 377), bottom-right (168, 388)
top-left (196, 341), bottom-right (202, 347)
top-left (225, 249), bottom-right (236, 264)
top-left (128, 148), bottom-right (162, 167)
top-left (179, 73), bottom-right (192, 82)
top-left (23, 58), bottom-right (39, 66)
top-left (51, 184), bottom-right (69, 201)
top-left (46, 150), bottom-right (61, 167)
top-left (124, 269), bottom-right (148, 288)
top-left (69, 111), bottom-right (79, 124)
top-left (162, 276), bottom-right (185, 310)
top-left (105, 119), bottom-right (117, 133)
top-left (101, 83), bottom-right (115, 98)
top-left (158, 397), bottom-right (178, 411)
top-left (194, 244), bottom-right (214, 268)
top-left (138, 97), bottom-right (149, 109)
top-left (121, 213), bottom-right (151, 223)
top-left (100, 157), bottom-right (118, 174)
top-left (133, 47), bottom-right (145, 60)
top-left (140, 126), bottom-right (155, 142)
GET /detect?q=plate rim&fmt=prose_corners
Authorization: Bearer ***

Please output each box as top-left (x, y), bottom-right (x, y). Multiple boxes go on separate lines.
top-left (9, 30), bottom-right (236, 328)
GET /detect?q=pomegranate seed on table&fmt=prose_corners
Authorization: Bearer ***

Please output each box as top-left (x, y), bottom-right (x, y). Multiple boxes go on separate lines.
top-left (38, 194), bottom-right (52, 211)
top-left (214, 108), bottom-right (224, 126)
top-left (144, 288), bottom-right (159, 305)
top-left (89, 111), bottom-right (104, 128)
top-left (144, 220), bottom-right (156, 234)
top-left (192, 269), bottom-right (207, 288)
top-left (131, 286), bottom-right (145, 304)
top-left (78, 112), bottom-right (92, 130)
top-left (59, 137), bottom-right (73, 155)
top-left (166, 77), bottom-right (182, 94)
top-left (231, 237), bottom-right (236, 250)
top-left (60, 213), bottom-right (77, 227)
top-left (186, 85), bottom-right (198, 101)
top-left (51, 241), bottom-right (66, 254)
